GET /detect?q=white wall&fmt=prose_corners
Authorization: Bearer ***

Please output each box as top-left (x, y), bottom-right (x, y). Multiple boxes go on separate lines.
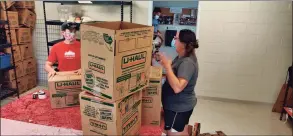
top-left (196, 1), bottom-right (292, 103)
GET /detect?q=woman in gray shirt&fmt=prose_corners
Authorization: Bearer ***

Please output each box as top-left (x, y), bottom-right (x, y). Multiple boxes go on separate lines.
top-left (159, 29), bottom-right (199, 135)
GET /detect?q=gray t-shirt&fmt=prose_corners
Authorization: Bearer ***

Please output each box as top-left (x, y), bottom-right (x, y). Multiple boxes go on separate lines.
top-left (162, 55), bottom-right (198, 112)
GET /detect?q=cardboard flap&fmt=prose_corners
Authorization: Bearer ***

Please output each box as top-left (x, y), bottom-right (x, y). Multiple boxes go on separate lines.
top-left (115, 27), bottom-right (153, 55)
top-left (48, 73), bottom-right (81, 81)
top-left (80, 91), bottom-right (112, 103)
top-left (149, 66), bottom-right (162, 79)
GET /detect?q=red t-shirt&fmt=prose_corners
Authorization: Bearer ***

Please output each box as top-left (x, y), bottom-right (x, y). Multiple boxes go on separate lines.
top-left (47, 41), bottom-right (81, 71)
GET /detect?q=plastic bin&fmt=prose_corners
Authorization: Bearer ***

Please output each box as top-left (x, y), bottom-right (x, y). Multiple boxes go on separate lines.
top-left (0, 53), bottom-right (11, 69)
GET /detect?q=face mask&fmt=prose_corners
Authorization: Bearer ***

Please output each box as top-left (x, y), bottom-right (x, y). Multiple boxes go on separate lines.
top-left (171, 38), bottom-right (176, 48)
top-left (64, 32), bottom-right (76, 42)
top-left (155, 15), bottom-right (160, 20)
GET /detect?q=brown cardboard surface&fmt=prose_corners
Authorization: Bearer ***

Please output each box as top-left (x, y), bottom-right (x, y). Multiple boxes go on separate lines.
top-left (80, 90), bottom-right (142, 136)
top-left (4, 69), bottom-right (15, 81)
top-left (6, 29), bottom-right (17, 45)
top-left (142, 66), bottom-right (162, 126)
top-left (19, 44), bottom-right (33, 60)
top-left (22, 57), bottom-right (36, 75)
top-left (1, 1), bottom-right (15, 10)
top-left (27, 72), bottom-right (37, 90)
top-left (81, 21), bottom-right (153, 102)
top-left (17, 8), bottom-right (36, 28)
top-left (4, 45), bottom-right (22, 62)
top-left (3, 76), bottom-right (28, 94)
top-left (16, 28), bottom-right (31, 44)
top-left (0, 10), bottom-right (19, 28)
top-left (15, 61), bottom-right (24, 78)
top-left (14, 1), bottom-right (35, 9)
top-left (182, 8), bottom-right (192, 15)
top-left (48, 72), bottom-right (82, 108)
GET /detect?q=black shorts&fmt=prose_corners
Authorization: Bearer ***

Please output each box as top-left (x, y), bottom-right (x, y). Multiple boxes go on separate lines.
top-left (164, 109), bottom-right (193, 132)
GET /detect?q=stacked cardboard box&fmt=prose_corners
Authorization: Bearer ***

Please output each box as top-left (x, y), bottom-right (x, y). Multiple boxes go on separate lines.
top-left (79, 21), bottom-right (154, 135)
top-left (1, 2), bottom-right (37, 94)
top-left (48, 71), bottom-right (82, 108)
top-left (142, 66), bottom-right (162, 126)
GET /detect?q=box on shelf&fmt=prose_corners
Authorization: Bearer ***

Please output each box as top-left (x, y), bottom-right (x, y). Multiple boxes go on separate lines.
top-left (48, 71), bottom-right (82, 108)
top-left (142, 66), bottom-right (162, 126)
top-left (17, 8), bottom-right (36, 28)
top-left (1, 1), bottom-right (15, 10)
top-left (6, 29), bottom-right (17, 45)
top-left (14, 1), bottom-right (35, 9)
top-left (16, 28), bottom-right (31, 44)
top-left (0, 10), bottom-right (19, 28)
top-left (14, 61), bottom-right (24, 78)
top-left (4, 45), bottom-right (22, 62)
top-left (19, 44), bottom-right (33, 60)
top-left (3, 76), bottom-right (28, 94)
top-left (81, 21), bottom-right (153, 101)
top-left (27, 72), bottom-right (37, 90)
top-left (80, 90), bottom-right (142, 136)
top-left (4, 69), bottom-right (15, 81)
top-left (22, 57), bottom-right (36, 75)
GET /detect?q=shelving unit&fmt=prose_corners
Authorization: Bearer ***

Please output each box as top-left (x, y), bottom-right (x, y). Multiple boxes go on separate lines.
top-left (43, 1), bottom-right (133, 56)
top-left (0, 2), bottom-right (20, 100)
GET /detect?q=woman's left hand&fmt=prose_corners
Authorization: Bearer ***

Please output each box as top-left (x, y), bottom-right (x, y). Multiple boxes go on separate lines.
top-left (159, 53), bottom-right (172, 70)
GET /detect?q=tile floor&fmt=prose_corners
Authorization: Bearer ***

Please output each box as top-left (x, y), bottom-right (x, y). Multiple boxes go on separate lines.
top-left (1, 86), bottom-right (292, 135)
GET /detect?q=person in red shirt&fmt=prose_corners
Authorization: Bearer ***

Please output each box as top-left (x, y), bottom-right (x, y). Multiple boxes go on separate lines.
top-left (45, 22), bottom-right (81, 77)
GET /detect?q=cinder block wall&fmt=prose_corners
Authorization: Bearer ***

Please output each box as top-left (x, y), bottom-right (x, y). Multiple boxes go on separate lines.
top-left (196, 1), bottom-right (292, 103)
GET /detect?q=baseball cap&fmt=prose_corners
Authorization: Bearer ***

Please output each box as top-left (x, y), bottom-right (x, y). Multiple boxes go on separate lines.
top-left (61, 22), bottom-right (80, 31)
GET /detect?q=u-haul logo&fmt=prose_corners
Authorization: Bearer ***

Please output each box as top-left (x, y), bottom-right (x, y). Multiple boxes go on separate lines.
top-left (55, 80), bottom-right (81, 90)
top-left (142, 97), bottom-right (153, 103)
top-left (89, 119), bottom-right (107, 130)
top-left (89, 62), bottom-right (105, 74)
top-left (122, 112), bottom-right (138, 135)
top-left (121, 52), bottom-right (146, 69)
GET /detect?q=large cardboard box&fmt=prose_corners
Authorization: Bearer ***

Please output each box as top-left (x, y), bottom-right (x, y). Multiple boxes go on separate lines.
top-left (6, 29), bottom-right (17, 45)
top-left (3, 76), bottom-right (28, 94)
top-left (27, 72), bottom-right (37, 90)
top-left (4, 69), bottom-right (15, 81)
top-left (17, 8), bottom-right (36, 28)
top-left (15, 61), bottom-right (24, 78)
top-left (81, 21), bottom-right (153, 101)
top-left (0, 10), bottom-right (19, 28)
top-left (48, 72), bottom-right (82, 108)
top-left (14, 1), bottom-right (35, 9)
top-left (22, 57), bottom-right (36, 75)
top-left (142, 66), bottom-right (162, 126)
top-left (1, 1), bottom-right (15, 10)
top-left (80, 90), bottom-right (142, 136)
top-left (16, 28), bottom-right (31, 44)
top-left (19, 44), bottom-right (33, 60)
top-left (4, 45), bottom-right (22, 62)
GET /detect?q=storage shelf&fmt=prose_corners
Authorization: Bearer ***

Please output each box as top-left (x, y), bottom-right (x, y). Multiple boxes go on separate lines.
top-left (0, 88), bottom-right (17, 100)
top-left (0, 43), bottom-right (11, 49)
top-left (44, 1), bottom-right (132, 5)
top-left (48, 39), bottom-right (64, 46)
top-left (0, 65), bottom-right (15, 71)
top-left (45, 20), bottom-right (65, 26)
top-left (0, 20), bottom-right (8, 25)
top-left (45, 20), bottom-right (102, 26)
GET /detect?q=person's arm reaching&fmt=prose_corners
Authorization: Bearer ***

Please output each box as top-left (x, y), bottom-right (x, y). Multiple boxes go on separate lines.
top-left (45, 61), bottom-right (56, 78)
